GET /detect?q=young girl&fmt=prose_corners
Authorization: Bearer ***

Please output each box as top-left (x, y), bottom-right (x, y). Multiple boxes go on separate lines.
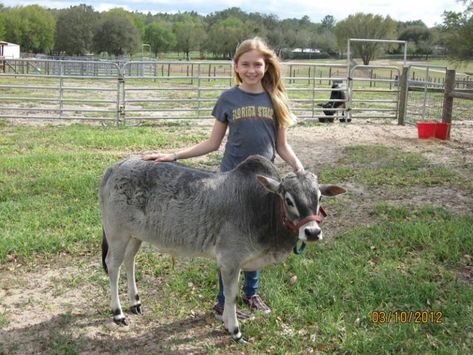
top-left (144, 37), bottom-right (303, 319)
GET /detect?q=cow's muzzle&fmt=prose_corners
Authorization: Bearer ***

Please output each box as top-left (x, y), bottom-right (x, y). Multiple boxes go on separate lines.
top-left (303, 224), bottom-right (322, 241)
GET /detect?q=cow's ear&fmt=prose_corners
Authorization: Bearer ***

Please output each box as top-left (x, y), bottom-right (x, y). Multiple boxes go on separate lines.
top-left (256, 175), bottom-right (280, 193)
top-left (320, 185), bottom-right (346, 196)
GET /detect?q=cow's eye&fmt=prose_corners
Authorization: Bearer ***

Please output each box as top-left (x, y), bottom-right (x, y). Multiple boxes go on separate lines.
top-left (285, 197), bottom-right (294, 207)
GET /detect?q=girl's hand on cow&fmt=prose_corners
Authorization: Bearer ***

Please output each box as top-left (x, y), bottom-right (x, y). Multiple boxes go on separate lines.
top-left (143, 153), bottom-right (177, 162)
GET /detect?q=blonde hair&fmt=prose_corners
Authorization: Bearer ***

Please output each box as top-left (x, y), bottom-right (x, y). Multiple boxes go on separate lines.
top-left (233, 37), bottom-right (293, 128)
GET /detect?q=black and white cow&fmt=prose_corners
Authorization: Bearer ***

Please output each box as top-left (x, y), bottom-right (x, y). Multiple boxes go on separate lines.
top-left (318, 82), bottom-right (350, 123)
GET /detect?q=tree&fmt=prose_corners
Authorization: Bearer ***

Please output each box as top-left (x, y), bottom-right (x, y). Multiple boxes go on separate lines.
top-left (131, 11), bottom-right (148, 41)
top-left (174, 16), bottom-right (207, 59)
top-left (321, 15), bottom-right (336, 31)
top-left (313, 31), bottom-right (338, 55)
top-left (0, 14), bottom-right (5, 41)
top-left (294, 28), bottom-right (311, 50)
top-left (55, 4), bottom-right (99, 55)
top-left (416, 39), bottom-right (435, 59)
top-left (399, 26), bottom-right (431, 43)
top-left (206, 7), bottom-right (248, 26)
top-left (145, 21), bottom-right (176, 57)
top-left (279, 19), bottom-right (304, 49)
top-left (103, 7), bottom-right (147, 43)
top-left (3, 5), bottom-right (56, 53)
top-left (265, 28), bottom-right (285, 55)
top-left (441, 4), bottom-right (473, 62)
top-left (206, 17), bottom-right (247, 58)
top-left (399, 25), bottom-right (434, 59)
top-left (0, 4), bottom-right (6, 40)
top-left (93, 15), bottom-right (140, 56)
top-left (259, 14), bottom-right (284, 51)
top-left (460, 0), bottom-right (473, 11)
top-left (335, 13), bottom-right (397, 64)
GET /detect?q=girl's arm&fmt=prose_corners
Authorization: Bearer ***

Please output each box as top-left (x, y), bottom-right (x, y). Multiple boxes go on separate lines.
top-left (143, 120), bottom-right (228, 162)
top-left (276, 127), bottom-right (304, 172)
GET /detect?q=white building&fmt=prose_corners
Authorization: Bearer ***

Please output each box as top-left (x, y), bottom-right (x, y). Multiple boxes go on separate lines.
top-left (291, 48), bottom-right (321, 54)
top-left (0, 41), bottom-right (21, 58)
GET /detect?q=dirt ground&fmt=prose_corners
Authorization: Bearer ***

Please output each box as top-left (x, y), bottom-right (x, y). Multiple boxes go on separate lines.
top-left (1, 121), bottom-right (472, 354)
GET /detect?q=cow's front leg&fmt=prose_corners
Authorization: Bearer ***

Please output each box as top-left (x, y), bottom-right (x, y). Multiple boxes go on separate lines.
top-left (220, 265), bottom-right (247, 344)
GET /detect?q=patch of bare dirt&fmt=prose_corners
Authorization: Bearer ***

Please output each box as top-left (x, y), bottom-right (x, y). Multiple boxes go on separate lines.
top-left (0, 257), bottom-right (228, 354)
top-left (1, 121), bottom-right (472, 353)
top-left (288, 121), bottom-right (473, 167)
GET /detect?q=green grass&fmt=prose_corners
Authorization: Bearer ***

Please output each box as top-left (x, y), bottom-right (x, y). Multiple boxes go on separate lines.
top-left (0, 123), bottom-right (472, 353)
top-left (259, 209), bottom-right (472, 353)
top-left (319, 145), bottom-right (471, 191)
top-left (0, 124), bottom-right (208, 262)
top-left (138, 204), bottom-right (473, 353)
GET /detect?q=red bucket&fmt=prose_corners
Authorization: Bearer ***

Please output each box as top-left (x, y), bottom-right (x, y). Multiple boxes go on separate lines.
top-left (435, 123), bottom-right (450, 140)
top-left (417, 122), bottom-right (436, 139)
top-left (416, 122), bottom-right (450, 140)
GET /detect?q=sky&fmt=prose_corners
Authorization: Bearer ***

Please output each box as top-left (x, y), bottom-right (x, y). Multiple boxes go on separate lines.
top-left (1, 0), bottom-right (467, 27)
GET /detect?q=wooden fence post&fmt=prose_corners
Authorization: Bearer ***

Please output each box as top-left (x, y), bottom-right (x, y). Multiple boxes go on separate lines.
top-left (398, 66), bottom-right (409, 125)
top-left (442, 70), bottom-right (455, 135)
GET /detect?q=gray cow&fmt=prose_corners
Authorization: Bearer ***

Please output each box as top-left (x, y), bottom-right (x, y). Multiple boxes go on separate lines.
top-left (100, 155), bottom-right (345, 343)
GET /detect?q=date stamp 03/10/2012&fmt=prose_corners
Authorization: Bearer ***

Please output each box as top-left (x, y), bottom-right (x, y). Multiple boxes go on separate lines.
top-left (371, 310), bottom-right (443, 325)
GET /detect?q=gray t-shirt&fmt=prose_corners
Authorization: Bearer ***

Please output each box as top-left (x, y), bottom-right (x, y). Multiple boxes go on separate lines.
top-left (212, 86), bottom-right (278, 172)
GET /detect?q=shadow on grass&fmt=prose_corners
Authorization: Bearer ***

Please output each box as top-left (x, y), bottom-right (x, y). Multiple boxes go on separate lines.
top-left (0, 311), bottom-right (231, 354)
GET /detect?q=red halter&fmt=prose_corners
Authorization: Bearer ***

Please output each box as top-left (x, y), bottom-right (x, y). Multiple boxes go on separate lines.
top-left (279, 199), bottom-right (327, 234)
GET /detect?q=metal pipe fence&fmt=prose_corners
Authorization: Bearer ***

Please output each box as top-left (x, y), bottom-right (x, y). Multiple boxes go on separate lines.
top-left (0, 59), bottom-right (121, 122)
top-left (2, 58), bottom-right (470, 124)
top-left (0, 59), bottom-right (351, 123)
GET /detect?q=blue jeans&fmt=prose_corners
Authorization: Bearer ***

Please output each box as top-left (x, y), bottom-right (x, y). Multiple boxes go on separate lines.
top-left (217, 271), bottom-right (259, 305)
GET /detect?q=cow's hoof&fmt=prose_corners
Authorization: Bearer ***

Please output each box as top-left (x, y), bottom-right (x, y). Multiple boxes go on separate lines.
top-left (130, 304), bottom-right (143, 315)
top-left (231, 327), bottom-right (248, 344)
top-left (233, 334), bottom-right (248, 344)
top-left (113, 317), bottom-right (129, 326)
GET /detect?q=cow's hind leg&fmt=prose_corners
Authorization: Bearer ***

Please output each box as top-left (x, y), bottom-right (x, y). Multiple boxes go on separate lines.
top-left (124, 237), bottom-right (143, 315)
top-left (105, 230), bottom-right (129, 326)
top-left (220, 265), bottom-right (247, 344)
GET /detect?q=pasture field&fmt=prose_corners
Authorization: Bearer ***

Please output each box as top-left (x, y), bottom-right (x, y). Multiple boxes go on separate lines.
top-left (0, 119), bottom-right (472, 353)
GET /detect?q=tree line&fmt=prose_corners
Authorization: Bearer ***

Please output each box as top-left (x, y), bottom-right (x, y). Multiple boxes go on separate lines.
top-left (0, 3), bottom-right (471, 63)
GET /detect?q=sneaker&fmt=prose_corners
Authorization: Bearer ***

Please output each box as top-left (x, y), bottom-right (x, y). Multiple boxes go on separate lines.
top-left (213, 303), bottom-right (250, 321)
top-left (242, 295), bottom-right (271, 314)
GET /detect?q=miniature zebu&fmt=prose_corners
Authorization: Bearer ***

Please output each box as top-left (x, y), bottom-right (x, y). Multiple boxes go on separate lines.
top-left (100, 155), bottom-right (345, 343)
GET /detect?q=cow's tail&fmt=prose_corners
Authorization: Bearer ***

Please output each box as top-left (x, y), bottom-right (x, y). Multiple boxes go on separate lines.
top-left (101, 227), bottom-right (109, 274)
